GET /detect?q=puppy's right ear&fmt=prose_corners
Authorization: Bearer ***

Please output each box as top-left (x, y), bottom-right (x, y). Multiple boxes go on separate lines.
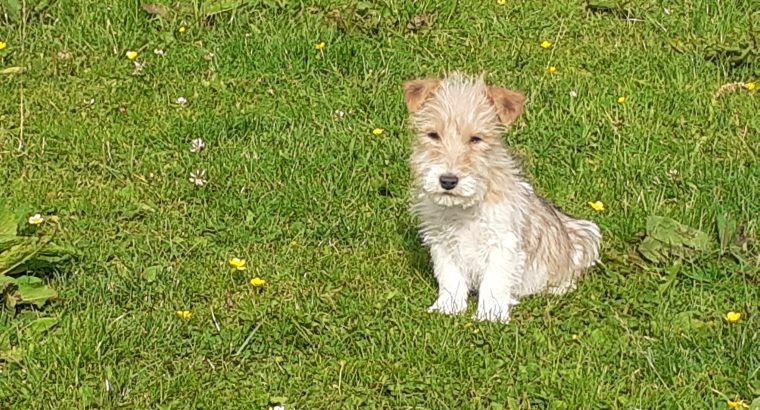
top-left (487, 86), bottom-right (525, 126)
top-left (402, 79), bottom-right (440, 113)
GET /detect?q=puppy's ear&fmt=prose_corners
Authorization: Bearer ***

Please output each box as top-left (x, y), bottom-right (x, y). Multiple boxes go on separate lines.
top-left (402, 79), bottom-right (440, 113)
top-left (487, 86), bottom-right (525, 125)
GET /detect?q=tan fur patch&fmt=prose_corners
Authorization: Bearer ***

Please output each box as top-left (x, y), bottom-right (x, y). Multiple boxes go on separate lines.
top-left (486, 86), bottom-right (525, 126)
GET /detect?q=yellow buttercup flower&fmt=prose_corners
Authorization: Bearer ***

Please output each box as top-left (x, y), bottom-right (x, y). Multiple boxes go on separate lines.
top-left (0, 41), bottom-right (7, 51)
top-left (546, 66), bottom-right (557, 74)
top-left (125, 50), bottom-right (138, 60)
top-left (372, 128), bottom-right (384, 136)
top-left (178, 26), bottom-right (187, 33)
top-left (540, 40), bottom-right (552, 49)
top-left (175, 310), bottom-right (193, 320)
top-left (314, 42), bottom-right (326, 50)
top-left (724, 311), bottom-right (741, 324)
top-left (588, 201), bottom-right (605, 212)
top-left (497, 0), bottom-right (506, 4)
top-left (746, 82), bottom-right (756, 91)
top-left (249, 277), bottom-right (266, 288)
top-left (229, 257), bottom-right (247, 271)
top-left (727, 400), bottom-right (749, 409)
top-left (28, 214), bottom-right (45, 225)
top-left (617, 96), bottom-right (626, 104)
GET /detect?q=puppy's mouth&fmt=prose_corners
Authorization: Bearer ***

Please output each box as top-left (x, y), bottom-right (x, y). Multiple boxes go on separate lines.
top-left (429, 191), bottom-right (476, 208)
top-left (429, 189), bottom-right (463, 198)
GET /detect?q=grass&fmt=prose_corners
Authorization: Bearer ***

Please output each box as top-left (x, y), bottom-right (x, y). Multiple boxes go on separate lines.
top-left (0, 0), bottom-right (758, 408)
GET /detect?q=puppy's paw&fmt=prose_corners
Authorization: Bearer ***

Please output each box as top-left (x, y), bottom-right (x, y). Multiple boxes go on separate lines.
top-left (427, 297), bottom-right (467, 316)
top-left (474, 298), bottom-right (512, 324)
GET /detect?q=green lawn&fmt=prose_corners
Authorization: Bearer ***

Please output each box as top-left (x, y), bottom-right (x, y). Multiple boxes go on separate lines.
top-left (1, 0), bottom-right (758, 408)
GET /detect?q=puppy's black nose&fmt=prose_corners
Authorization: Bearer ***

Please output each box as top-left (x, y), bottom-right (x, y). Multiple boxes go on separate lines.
top-left (439, 174), bottom-right (459, 190)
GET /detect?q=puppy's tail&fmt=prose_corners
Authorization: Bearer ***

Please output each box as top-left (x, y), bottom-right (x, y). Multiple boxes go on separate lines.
top-left (559, 214), bottom-right (602, 270)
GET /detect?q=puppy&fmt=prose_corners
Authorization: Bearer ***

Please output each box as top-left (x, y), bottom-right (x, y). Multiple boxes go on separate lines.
top-left (403, 72), bottom-right (601, 323)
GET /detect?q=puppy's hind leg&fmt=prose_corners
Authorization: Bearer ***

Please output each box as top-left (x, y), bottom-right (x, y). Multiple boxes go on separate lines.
top-left (546, 215), bottom-right (601, 296)
top-left (562, 217), bottom-right (602, 270)
top-left (546, 279), bottom-right (578, 296)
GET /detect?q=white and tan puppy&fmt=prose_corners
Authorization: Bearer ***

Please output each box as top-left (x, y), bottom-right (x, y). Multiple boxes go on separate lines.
top-left (403, 72), bottom-right (601, 323)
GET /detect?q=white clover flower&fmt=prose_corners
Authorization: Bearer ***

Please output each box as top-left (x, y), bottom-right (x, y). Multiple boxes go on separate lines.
top-left (190, 138), bottom-right (205, 153)
top-left (189, 170), bottom-right (207, 187)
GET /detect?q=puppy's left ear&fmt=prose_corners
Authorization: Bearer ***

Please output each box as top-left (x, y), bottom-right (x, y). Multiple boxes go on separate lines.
top-left (487, 86), bottom-right (525, 125)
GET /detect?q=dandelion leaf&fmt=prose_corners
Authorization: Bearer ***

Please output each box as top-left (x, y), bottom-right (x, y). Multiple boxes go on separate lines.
top-left (0, 275), bottom-right (14, 293)
top-left (0, 235), bottom-right (25, 253)
top-left (9, 275), bottom-right (57, 308)
top-left (141, 3), bottom-right (173, 20)
top-left (637, 237), bottom-right (666, 263)
top-left (638, 216), bottom-right (713, 263)
top-left (705, 41), bottom-right (759, 69)
top-left (0, 0), bottom-right (55, 23)
top-left (143, 265), bottom-right (161, 283)
top-left (9, 243), bottom-right (77, 275)
top-left (671, 311), bottom-right (711, 334)
top-left (15, 275), bottom-right (42, 285)
top-left (27, 317), bottom-right (59, 337)
top-left (0, 238), bottom-right (42, 276)
top-left (1, 227), bottom-right (75, 276)
top-left (0, 218), bottom-right (16, 238)
top-left (0, 0), bottom-right (22, 21)
top-left (646, 216), bottom-right (711, 250)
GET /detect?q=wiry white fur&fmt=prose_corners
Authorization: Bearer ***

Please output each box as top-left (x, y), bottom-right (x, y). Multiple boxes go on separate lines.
top-left (414, 183), bottom-right (530, 323)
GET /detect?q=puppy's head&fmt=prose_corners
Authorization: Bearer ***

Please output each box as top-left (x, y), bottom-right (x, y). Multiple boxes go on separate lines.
top-left (403, 72), bottom-right (525, 208)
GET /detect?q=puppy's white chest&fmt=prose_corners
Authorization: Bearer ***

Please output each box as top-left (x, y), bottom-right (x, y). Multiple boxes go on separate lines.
top-left (441, 218), bottom-right (491, 286)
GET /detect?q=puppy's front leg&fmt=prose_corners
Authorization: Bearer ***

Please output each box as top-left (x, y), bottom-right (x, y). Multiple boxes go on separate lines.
top-left (475, 246), bottom-right (523, 324)
top-left (427, 244), bottom-right (468, 316)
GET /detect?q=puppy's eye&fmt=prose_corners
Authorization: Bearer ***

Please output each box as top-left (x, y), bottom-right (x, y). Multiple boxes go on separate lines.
top-left (426, 132), bottom-right (441, 140)
top-left (469, 135), bottom-right (483, 143)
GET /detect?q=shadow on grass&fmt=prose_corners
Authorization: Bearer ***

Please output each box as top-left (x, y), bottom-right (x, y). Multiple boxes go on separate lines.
top-left (397, 217), bottom-right (435, 288)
